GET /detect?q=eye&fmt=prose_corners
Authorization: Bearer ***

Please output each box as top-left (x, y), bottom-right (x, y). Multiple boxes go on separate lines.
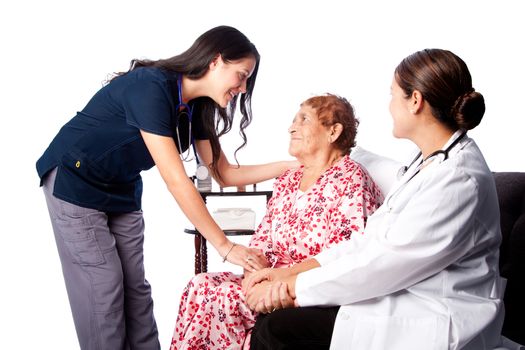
top-left (239, 72), bottom-right (248, 81)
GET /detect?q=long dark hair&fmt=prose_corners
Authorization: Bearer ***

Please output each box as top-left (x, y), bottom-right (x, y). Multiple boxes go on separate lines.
top-left (111, 25), bottom-right (260, 178)
top-left (395, 48), bottom-right (485, 131)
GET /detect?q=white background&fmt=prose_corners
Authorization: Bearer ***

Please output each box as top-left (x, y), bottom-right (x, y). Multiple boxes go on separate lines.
top-left (1, 0), bottom-right (524, 348)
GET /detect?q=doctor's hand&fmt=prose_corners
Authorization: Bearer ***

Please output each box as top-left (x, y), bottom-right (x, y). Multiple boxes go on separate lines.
top-left (221, 243), bottom-right (267, 272)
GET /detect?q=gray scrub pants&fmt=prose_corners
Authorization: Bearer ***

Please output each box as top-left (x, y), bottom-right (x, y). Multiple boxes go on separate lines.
top-left (43, 168), bottom-right (160, 350)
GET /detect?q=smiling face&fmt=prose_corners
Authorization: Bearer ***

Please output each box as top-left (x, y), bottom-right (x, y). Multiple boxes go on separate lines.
top-left (208, 55), bottom-right (257, 108)
top-left (288, 104), bottom-right (333, 161)
top-left (389, 76), bottom-right (414, 139)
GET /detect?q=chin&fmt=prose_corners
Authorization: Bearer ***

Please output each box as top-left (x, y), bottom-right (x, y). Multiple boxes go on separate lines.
top-left (211, 95), bottom-right (228, 108)
top-left (220, 98), bottom-right (232, 108)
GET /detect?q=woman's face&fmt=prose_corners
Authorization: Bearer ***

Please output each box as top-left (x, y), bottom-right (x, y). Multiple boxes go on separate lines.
top-left (208, 55), bottom-right (256, 108)
top-left (389, 77), bottom-right (413, 139)
top-left (288, 104), bottom-right (333, 160)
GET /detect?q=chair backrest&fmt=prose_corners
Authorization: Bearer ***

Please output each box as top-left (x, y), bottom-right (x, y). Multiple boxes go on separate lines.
top-left (494, 172), bottom-right (525, 344)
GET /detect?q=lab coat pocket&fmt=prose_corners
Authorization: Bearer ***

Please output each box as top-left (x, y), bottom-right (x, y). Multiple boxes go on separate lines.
top-left (347, 315), bottom-right (449, 350)
top-left (54, 217), bottom-right (105, 266)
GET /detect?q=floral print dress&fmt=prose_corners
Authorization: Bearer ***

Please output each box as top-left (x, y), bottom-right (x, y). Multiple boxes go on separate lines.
top-left (170, 155), bottom-right (383, 350)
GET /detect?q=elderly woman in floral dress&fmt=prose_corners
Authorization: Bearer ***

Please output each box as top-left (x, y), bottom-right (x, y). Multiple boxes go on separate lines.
top-left (170, 94), bottom-right (383, 350)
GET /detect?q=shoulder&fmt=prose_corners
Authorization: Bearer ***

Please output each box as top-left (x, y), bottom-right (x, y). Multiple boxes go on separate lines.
top-left (272, 166), bottom-right (302, 192)
top-left (443, 138), bottom-right (492, 189)
top-left (420, 138), bottom-right (495, 206)
top-left (278, 166), bottom-right (302, 181)
top-left (341, 154), bottom-right (364, 174)
top-left (340, 155), bottom-right (375, 185)
top-left (115, 67), bottom-right (178, 103)
top-left (116, 67), bottom-right (175, 87)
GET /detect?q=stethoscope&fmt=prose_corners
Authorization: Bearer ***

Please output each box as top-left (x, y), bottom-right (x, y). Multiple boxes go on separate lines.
top-left (175, 74), bottom-right (210, 181)
top-left (175, 74), bottom-right (199, 163)
top-left (388, 130), bottom-right (467, 211)
top-left (397, 130), bottom-right (467, 179)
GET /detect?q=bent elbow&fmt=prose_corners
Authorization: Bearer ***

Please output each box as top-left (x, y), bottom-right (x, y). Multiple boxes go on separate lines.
top-left (213, 177), bottom-right (230, 188)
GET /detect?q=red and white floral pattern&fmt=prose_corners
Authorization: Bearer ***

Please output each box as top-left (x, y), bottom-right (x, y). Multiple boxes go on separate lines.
top-left (170, 155), bottom-right (383, 350)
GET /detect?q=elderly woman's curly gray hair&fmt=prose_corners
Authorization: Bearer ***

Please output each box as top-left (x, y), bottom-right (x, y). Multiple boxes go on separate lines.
top-left (301, 94), bottom-right (359, 154)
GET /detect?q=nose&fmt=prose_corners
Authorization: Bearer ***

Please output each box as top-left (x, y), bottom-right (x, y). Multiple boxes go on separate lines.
top-left (240, 79), bottom-right (248, 94)
top-left (288, 124), bottom-right (296, 134)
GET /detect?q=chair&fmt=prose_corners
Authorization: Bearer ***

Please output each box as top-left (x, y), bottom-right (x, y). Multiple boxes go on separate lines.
top-left (494, 172), bottom-right (525, 345)
top-left (184, 184), bottom-right (272, 274)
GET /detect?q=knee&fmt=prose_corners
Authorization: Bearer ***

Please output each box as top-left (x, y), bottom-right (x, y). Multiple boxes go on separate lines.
top-left (188, 272), bottom-right (229, 287)
top-left (251, 312), bottom-right (287, 348)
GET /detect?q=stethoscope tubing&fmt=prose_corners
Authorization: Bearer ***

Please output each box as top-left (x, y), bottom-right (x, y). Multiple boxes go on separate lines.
top-left (175, 74), bottom-right (200, 164)
top-left (388, 131), bottom-right (467, 211)
top-left (397, 131), bottom-right (467, 178)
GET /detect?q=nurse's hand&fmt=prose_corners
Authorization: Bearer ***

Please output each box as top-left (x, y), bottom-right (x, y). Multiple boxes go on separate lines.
top-left (221, 243), bottom-right (267, 272)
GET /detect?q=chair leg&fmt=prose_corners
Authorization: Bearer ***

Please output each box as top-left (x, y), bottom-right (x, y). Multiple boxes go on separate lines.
top-left (201, 237), bottom-right (208, 273)
top-left (194, 234), bottom-right (202, 275)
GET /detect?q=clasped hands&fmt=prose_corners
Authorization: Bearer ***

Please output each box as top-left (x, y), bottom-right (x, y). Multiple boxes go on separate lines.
top-left (242, 266), bottom-right (298, 314)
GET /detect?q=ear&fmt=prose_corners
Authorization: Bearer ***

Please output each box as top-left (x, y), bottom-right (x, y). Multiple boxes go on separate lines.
top-left (409, 90), bottom-right (424, 114)
top-left (209, 54), bottom-right (222, 71)
top-left (328, 123), bottom-right (344, 143)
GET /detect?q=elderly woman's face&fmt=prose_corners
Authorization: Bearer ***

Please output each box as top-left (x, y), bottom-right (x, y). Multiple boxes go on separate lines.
top-left (288, 104), bottom-right (332, 159)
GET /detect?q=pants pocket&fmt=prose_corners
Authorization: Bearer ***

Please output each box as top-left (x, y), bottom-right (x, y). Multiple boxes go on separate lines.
top-left (54, 216), bottom-right (105, 266)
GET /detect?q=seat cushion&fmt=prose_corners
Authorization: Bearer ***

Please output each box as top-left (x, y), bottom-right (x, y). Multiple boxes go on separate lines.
top-left (494, 172), bottom-right (525, 344)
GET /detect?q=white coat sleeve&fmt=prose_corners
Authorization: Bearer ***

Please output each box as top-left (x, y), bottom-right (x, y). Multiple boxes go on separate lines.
top-left (295, 165), bottom-right (483, 307)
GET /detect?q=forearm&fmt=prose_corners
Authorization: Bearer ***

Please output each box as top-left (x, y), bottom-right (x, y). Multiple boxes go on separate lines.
top-left (283, 259), bottom-right (320, 298)
top-left (195, 140), bottom-right (298, 187)
top-left (215, 161), bottom-right (296, 187)
top-left (168, 177), bottom-right (230, 255)
top-left (288, 258), bottom-right (320, 276)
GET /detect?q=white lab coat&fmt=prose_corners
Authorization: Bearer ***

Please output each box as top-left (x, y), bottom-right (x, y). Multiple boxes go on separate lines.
top-left (295, 132), bottom-right (506, 350)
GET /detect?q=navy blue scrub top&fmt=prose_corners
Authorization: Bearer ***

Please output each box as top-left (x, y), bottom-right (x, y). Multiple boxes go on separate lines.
top-left (36, 67), bottom-right (209, 212)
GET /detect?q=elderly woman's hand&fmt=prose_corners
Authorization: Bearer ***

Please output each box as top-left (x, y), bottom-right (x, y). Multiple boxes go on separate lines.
top-left (242, 267), bottom-right (294, 293)
top-left (247, 280), bottom-right (297, 313)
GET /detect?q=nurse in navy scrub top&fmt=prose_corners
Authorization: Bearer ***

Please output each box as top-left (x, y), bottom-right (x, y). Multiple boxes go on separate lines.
top-left (36, 25), bottom-right (296, 350)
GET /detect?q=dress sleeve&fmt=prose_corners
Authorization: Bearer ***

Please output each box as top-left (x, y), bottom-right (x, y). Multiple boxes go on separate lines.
top-left (324, 165), bottom-right (383, 248)
top-left (248, 173), bottom-right (289, 267)
top-left (122, 79), bottom-right (174, 137)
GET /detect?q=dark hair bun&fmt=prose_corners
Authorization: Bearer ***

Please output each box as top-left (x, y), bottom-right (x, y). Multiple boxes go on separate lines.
top-left (451, 90), bottom-right (485, 130)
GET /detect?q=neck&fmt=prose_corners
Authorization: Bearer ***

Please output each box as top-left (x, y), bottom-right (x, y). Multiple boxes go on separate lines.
top-left (180, 75), bottom-right (206, 103)
top-left (412, 124), bottom-right (455, 160)
top-left (300, 151), bottom-right (343, 177)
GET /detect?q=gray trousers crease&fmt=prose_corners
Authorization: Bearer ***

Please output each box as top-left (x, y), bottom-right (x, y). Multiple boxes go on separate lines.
top-left (43, 168), bottom-right (160, 350)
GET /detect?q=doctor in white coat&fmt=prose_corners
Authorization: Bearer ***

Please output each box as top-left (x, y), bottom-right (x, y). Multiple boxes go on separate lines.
top-left (244, 48), bottom-right (506, 350)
